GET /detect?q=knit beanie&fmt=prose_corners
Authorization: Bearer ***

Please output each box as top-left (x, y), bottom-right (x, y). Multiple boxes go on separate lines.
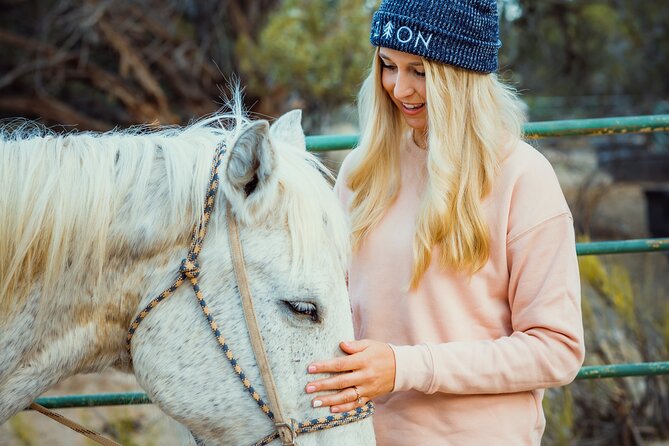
top-left (370, 0), bottom-right (501, 73)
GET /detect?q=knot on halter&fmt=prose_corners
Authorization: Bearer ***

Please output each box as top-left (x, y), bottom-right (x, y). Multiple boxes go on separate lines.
top-left (180, 258), bottom-right (200, 279)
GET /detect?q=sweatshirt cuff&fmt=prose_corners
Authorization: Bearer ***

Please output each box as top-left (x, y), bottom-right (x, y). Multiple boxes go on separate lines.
top-left (389, 344), bottom-right (435, 393)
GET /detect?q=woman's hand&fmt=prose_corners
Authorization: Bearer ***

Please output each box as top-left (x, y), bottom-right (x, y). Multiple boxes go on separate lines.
top-left (305, 339), bottom-right (396, 413)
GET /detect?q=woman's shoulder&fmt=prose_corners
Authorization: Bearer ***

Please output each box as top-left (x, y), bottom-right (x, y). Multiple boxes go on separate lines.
top-left (496, 140), bottom-right (572, 235)
top-left (500, 140), bottom-right (556, 177)
top-left (334, 147), bottom-right (365, 185)
top-left (333, 148), bottom-right (363, 205)
top-left (497, 140), bottom-right (565, 196)
top-left (339, 147), bottom-right (364, 174)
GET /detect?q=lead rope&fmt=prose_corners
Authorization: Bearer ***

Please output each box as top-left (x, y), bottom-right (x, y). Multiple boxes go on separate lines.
top-left (28, 403), bottom-right (121, 446)
top-left (127, 142), bottom-right (374, 446)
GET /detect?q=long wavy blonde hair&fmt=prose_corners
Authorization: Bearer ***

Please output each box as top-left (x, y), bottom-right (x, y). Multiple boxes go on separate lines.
top-left (348, 48), bottom-right (526, 289)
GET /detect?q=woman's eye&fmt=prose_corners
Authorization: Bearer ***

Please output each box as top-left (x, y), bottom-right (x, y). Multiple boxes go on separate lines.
top-left (415, 70), bottom-right (425, 77)
top-left (381, 63), bottom-right (397, 71)
top-left (284, 301), bottom-right (319, 322)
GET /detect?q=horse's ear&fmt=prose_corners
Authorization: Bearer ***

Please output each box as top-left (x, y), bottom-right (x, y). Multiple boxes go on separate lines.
top-left (270, 109), bottom-right (305, 150)
top-left (221, 120), bottom-right (278, 221)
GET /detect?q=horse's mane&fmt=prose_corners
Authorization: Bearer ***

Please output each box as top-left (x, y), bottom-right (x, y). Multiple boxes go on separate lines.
top-left (0, 104), bottom-right (348, 315)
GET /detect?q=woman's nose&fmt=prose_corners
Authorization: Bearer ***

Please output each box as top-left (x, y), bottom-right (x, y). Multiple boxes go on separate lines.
top-left (393, 73), bottom-right (413, 99)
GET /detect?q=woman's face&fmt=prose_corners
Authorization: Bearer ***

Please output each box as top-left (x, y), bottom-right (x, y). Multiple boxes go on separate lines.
top-left (379, 47), bottom-right (428, 138)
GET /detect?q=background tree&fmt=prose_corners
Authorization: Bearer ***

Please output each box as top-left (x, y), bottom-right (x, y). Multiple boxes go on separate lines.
top-left (0, 0), bottom-right (279, 129)
top-left (235, 0), bottom-right (374, 131)
top-left (499, 0), bottom-right (669, 120)
top-left (2, 0), bottom-right (667, 129)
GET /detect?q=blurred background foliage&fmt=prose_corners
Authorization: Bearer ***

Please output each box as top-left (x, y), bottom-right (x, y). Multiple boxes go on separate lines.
top-left (236, 0), bottom-right (373, 129)
top-left (1, 0), bottom-right (667, 131)
top-left (0, 1), bottom-right (668, 445)
top-left (499, 0), bottom-right (669, 120)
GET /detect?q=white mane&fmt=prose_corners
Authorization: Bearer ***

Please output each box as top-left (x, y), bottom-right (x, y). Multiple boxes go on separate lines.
top-left (0, 107), bottom-right (349, 315)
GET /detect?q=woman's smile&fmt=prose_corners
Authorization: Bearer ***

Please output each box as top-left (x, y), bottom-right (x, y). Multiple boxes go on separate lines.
top-left (400, 102), bottom-right (426, 115)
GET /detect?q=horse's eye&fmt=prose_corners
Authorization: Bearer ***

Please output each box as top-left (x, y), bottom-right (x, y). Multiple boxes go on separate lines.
top-left (284, 301), bottom-right (319, 322)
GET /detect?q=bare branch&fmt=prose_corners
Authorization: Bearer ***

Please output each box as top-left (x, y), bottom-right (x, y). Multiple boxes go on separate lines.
top-left (0, 95), bottom-right (111, 131)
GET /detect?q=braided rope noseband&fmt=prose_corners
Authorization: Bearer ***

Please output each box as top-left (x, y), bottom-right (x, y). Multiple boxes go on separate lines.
top-left (126, 142), bottom-right (374, 445)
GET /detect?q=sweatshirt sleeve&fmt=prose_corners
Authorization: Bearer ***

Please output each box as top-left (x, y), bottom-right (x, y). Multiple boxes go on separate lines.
top-left (391, 148), bottom-right (585, 395)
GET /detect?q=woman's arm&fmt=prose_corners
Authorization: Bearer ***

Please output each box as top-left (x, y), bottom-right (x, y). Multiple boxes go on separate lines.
top-left (391, 213), bottom-right (585, 395)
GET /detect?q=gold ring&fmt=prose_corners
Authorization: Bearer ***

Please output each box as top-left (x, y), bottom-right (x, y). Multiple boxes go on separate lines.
top-left (353, 386), bottom-right (363, 405)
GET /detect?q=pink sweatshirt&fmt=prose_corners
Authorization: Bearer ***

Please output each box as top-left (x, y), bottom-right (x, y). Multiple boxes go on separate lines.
top-left (334, 132), bottom-right (585, 446)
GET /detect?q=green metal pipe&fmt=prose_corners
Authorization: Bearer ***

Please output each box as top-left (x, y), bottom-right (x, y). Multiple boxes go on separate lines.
top-left (524, 114), bottom-right (669, 139)
top-left (305, 114), bottom-right (669, 151)
top-left (576, 238), bottom-right (669, 256)
top-left (576, 361), bottom-right (669, 380)
top-left (32, 392), bottom-right (151, 409)
top-left (305, 134), bottom-right (358, 152)
top-left (29, 361), bottom-right (669, 409)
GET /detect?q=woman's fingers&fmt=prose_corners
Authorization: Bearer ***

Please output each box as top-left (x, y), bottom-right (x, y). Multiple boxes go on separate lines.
top-left (311, 386), bottom-right (362, 409)
top-left (306, 370), bottom-right (363, 394)
top-left (308, 354), bottom-right (358, 374)
top-left (328, 396), bottom-right (369, 414)
top-left (339, 340), bottom-right (370, 354)
top-left (307, 340), bottom-right (371, 375)
top-left (305, 340), bottom-right (396, 412)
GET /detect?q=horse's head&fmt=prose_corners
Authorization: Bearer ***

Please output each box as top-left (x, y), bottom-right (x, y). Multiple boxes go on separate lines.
top-left (130, 110), bottom-right (375, 445)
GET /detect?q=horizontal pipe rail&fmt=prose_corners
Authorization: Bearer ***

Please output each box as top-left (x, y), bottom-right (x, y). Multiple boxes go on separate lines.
top-left (576, 238), bottom-right (669, 255)
top-left (33, 392), bottom-right (151, 409)
top-left (31, 361), bottom-right (669, 409)
top-left (306, 134), bottom-right (358, 152)
top-left (524, 114), bottom-right (669, 138)
top-left (305, 114), bottom-right (669, 152)
top-left (577, 362), bottom-right (669, 380)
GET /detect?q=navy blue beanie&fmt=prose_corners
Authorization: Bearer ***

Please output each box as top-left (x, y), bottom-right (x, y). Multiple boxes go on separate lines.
top-left (370, 0), bottom-right (501, 73)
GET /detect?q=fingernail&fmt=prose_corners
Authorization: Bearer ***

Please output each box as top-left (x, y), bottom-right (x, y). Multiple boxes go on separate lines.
top-left (308, 365), bottom-right (317, 373)
top-left (312, 400), bottom-right (322, 408)
top-left (331, 407), bottom-right (339, 413)
top-left (306, 385), bottom-right (316, 393)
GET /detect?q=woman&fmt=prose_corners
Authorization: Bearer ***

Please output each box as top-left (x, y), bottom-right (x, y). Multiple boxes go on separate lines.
top-left (305, 0), bottom-right (585, 444)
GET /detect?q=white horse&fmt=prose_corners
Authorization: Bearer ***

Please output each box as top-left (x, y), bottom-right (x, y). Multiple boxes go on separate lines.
top-left (0, 102), bottom-right (376, 445)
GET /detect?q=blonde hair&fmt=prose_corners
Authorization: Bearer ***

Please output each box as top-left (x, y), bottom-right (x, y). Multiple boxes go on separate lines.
top-left (348, 49), bottom-right (526, 289)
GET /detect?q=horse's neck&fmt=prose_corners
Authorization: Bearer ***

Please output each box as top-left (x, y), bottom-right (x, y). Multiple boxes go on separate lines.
top-left (31, 176), bottom-right (198, 374)
top-left (93, 210), bottom-right (198, 366)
